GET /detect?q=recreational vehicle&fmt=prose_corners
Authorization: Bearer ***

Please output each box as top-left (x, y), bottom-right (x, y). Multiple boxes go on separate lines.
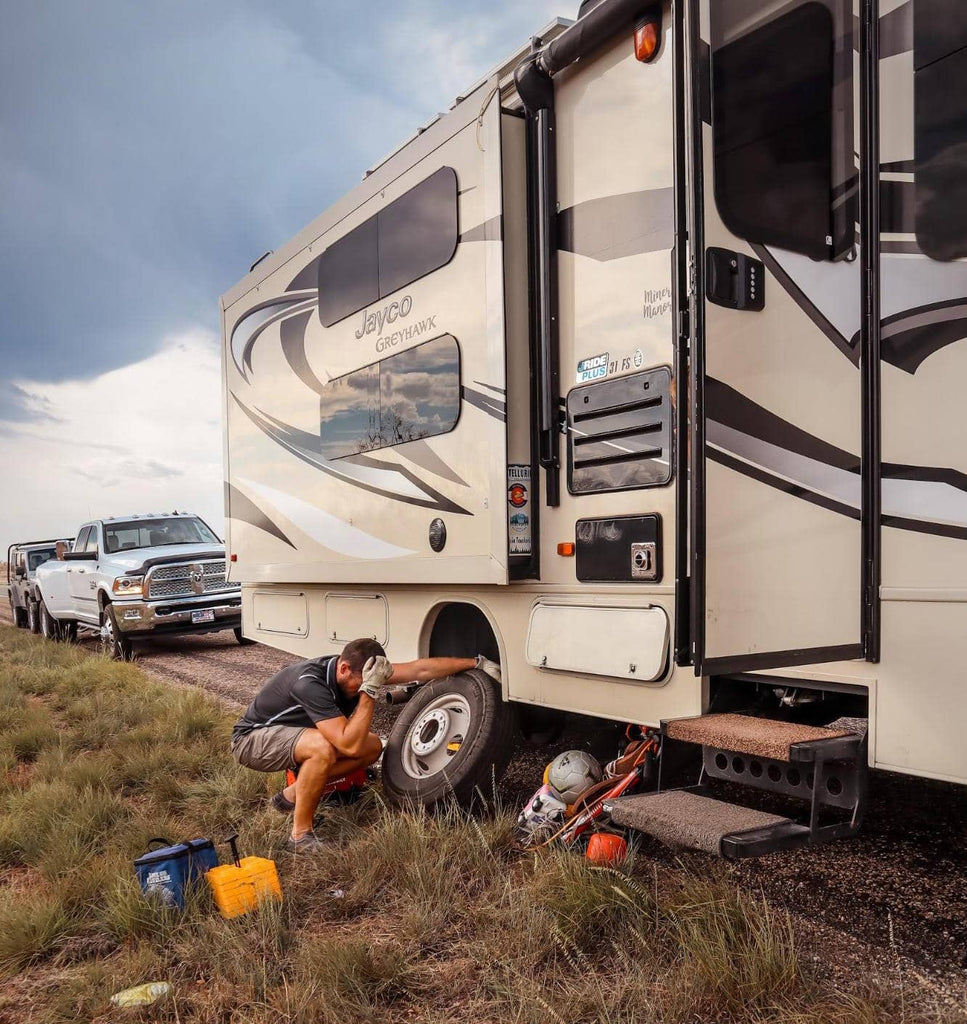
top-left (221, 0), bottom-right (967, 856)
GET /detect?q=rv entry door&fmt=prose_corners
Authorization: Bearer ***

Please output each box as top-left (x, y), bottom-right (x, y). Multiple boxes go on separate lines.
top-left (688, 0), bottom-right (866, 674)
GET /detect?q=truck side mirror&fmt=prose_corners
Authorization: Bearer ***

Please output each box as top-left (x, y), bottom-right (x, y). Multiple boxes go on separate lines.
top-left (14, 566), bottom-right (25, 579)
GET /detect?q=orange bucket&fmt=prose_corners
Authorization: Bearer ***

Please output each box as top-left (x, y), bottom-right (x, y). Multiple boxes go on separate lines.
top-left (585, 833), bottom-right (627, 865)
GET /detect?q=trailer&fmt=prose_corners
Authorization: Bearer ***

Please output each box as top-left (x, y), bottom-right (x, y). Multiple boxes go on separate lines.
top-left (221, 0), bottom-right (967, 856)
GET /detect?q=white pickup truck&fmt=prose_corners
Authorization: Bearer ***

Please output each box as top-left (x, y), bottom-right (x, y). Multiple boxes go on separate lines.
top-left (32, 512), bottom-right (244, 659)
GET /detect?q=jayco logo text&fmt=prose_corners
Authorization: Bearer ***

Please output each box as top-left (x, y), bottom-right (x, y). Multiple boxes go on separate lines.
top-left (355, 295), bottom-right (414, 339)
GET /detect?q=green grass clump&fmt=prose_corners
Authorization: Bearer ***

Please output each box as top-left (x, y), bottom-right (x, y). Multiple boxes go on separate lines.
top-left (0, 623), bottom-right (960, 1024)
top-left (0, 890), bottom-right (74, 975)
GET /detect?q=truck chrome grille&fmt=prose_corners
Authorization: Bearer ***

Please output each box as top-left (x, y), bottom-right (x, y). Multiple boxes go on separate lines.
top-left (145, 560), bottom-right (234, 600)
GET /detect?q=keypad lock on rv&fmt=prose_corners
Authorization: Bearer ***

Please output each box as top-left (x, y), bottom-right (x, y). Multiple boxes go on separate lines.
top-left (706, 247), bottom-right (765, 312)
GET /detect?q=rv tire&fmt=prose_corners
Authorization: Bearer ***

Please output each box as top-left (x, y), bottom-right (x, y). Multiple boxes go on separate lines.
top-left (381, 669), bottom-right (516, 809)
top-left (10, 599), bottom-right (27, 629)
top-left (27, 599), bottom-right (41, 634)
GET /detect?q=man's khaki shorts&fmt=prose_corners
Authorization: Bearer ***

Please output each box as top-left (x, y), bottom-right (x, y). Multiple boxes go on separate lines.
top-left (232, 725), bottom-right (306, 773)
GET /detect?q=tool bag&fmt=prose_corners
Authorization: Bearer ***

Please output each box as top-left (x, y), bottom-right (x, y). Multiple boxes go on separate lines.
top-left (134, 837), bottom-right (219, 909)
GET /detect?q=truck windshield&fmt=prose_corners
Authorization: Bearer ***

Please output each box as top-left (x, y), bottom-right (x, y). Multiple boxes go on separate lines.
top-left (103, 518), bottom-right (219, 554)
top-left (27, 549), bottom-right (56, 571)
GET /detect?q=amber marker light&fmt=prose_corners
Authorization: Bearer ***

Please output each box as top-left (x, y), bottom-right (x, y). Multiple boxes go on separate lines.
top-left (557, 542), bottom-right (575, 557)
top-left (230, 553), bottom-right (238, 562)
top-left (634, 14), bottom-right (660, 63)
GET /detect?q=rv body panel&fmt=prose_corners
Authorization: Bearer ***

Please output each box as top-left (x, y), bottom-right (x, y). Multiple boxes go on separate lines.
top-left (239, 582), bottom-right (703, 725)
top-left (221, 0), bottom-right (967, 789)
top-left (224, 90), bottom-right (512, 586)
top-left (225, 15), bottom-right (700, 732)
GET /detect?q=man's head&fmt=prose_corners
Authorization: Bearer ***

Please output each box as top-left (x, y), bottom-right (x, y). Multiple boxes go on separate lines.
top-left (335, 638), bottom-right (387, 696)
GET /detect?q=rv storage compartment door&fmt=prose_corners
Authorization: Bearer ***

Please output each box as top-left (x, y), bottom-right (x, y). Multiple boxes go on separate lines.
top-left (525, 603), bottom-right (669, 682)
top-left (690, 0), bottom-right (865, 673)
top-left (224, 88), bottom-right (513, 586)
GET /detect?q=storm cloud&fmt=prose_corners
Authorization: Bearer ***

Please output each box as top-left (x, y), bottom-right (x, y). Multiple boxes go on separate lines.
top-left (1, 0), bottom-right (562, 393)
top-left (1, 0), bottom-right (564, 541)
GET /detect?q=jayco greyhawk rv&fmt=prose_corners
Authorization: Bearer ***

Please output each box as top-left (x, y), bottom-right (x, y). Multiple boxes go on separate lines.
top-left (221, 0), bottom-right (967, 856)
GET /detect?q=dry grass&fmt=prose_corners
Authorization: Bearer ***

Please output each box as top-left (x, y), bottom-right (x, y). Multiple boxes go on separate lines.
top-left (0, 623), bottom-right (961, 1024)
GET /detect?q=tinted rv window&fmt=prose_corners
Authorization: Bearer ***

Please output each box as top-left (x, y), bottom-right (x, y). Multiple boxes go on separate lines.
top-left (317, 217), bottom-right (379, 327)
top-left (711, 3), bottom-right (841, 260)
top-left (320, 335), bottom-right (460, 458)
top-left (914, 0), bottom-right (967, 261)
top-left (318, 167), bottom-right (459, 327)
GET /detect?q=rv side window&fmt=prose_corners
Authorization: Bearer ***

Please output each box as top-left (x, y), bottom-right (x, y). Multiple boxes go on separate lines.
top-left (318, 167), bottom-right (459, 327)
top-left (710, 2), bottom-right (846, 260)
top-left (914, 0), bottom-right (967, 261)
top-left (320, 335), bottom-right (461, 459)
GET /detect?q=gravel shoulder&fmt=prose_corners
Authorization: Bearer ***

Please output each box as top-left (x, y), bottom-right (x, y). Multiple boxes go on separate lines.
top-left (3, 604), bottom-right (966, 1006)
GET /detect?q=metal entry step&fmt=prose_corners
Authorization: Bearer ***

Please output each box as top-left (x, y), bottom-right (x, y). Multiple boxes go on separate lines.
top-left (607, 790), bottom-right (808, 858)
top-left (664, 713), bottom-right (854, 762)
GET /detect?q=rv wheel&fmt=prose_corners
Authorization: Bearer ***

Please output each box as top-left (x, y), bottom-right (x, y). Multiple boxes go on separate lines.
top-left (27, 600), bottom-right (40, 634)
top-left (10, 598), bottom-right (27, 630)
top-left (381, 669), bottom-right (516, 809)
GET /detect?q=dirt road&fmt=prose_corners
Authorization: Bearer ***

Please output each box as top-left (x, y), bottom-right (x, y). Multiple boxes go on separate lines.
top-left (3, 607), bottom-right (966, 1002)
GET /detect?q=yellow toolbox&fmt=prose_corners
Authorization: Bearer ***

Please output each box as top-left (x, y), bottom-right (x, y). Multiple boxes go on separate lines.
top-left (206, 836), bottom-right (282, 919)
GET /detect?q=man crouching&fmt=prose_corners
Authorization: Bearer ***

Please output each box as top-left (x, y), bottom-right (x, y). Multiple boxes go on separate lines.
top-left (231, 638), bottom-right (499, 853)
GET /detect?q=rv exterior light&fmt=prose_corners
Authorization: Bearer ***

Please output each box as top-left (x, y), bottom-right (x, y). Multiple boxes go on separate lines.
top-left (634, 15), bottom-right (660, 62)
top-left (429, 518), bottom-right (447, 552)
top-left (557, 542), bottom-right (575, 557)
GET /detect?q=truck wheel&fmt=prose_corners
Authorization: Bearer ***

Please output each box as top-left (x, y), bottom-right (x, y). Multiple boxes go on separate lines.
top-left (27, 600), bottom-right (40, 634)
top-left (10, 599), bottom-right (27, 629)
top-left (233, 626), bottom-right (255, 646)
top-left (39, 599), bottom-right (60, 641)
top-left (100, 604), bottom-right (133, 661)
top-left (381, 669), bottom-right (516, 809)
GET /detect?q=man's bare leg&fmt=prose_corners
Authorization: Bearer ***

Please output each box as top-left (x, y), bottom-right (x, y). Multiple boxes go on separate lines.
top-left (288, 731), bottom-right (382, 837)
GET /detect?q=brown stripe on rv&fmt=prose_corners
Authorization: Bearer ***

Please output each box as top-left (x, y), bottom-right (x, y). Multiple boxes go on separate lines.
top-left (225, 483), bottom-right (296, 549)
top-left (750, 243), bottom-right (860, 365)
top-left (707, 377), bottom-right (860, 473)
top-left (460, 216), bottom-right (502, 243)
top-left (280, 310), bottom-right (329, 395)
top-left (557, 188), bottom-right (674, 262)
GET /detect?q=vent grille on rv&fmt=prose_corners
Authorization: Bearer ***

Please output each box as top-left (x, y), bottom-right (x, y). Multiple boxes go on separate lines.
top-left (566, 366), bottom-right (672, 494)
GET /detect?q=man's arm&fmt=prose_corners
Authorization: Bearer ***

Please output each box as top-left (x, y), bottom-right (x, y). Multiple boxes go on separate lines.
top-left (388, 656), bottom-right (493, 684)
top-left (315, 696), bottom-right (376, 759)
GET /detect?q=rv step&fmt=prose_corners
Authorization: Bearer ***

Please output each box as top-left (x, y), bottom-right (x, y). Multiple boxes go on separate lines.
top-left (607, 790), bottom-right (806, 858)
top-left (664, 713), bottom-right (855, 762)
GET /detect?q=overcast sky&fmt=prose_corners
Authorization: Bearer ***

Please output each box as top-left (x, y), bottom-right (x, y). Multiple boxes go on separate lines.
top-left (1, 0), bottom-right (563, 546)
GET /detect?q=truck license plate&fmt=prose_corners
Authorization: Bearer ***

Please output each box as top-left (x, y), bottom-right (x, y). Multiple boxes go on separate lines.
top-left (191, 609), bottom-right (215, 624)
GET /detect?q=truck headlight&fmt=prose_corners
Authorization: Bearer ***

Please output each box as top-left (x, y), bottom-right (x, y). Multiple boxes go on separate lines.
top-left (112, 576), bottom-right (144, 597)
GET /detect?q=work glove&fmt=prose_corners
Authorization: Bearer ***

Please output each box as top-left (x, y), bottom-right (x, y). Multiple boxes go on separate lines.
top-left (359, 655), bottom-right (394, 699)
top-left (475, 655), bottom-right (501, 683)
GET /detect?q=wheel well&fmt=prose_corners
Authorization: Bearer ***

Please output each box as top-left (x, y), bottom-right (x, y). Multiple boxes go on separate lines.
top-left (426, 603), bottom-right (500, 663)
